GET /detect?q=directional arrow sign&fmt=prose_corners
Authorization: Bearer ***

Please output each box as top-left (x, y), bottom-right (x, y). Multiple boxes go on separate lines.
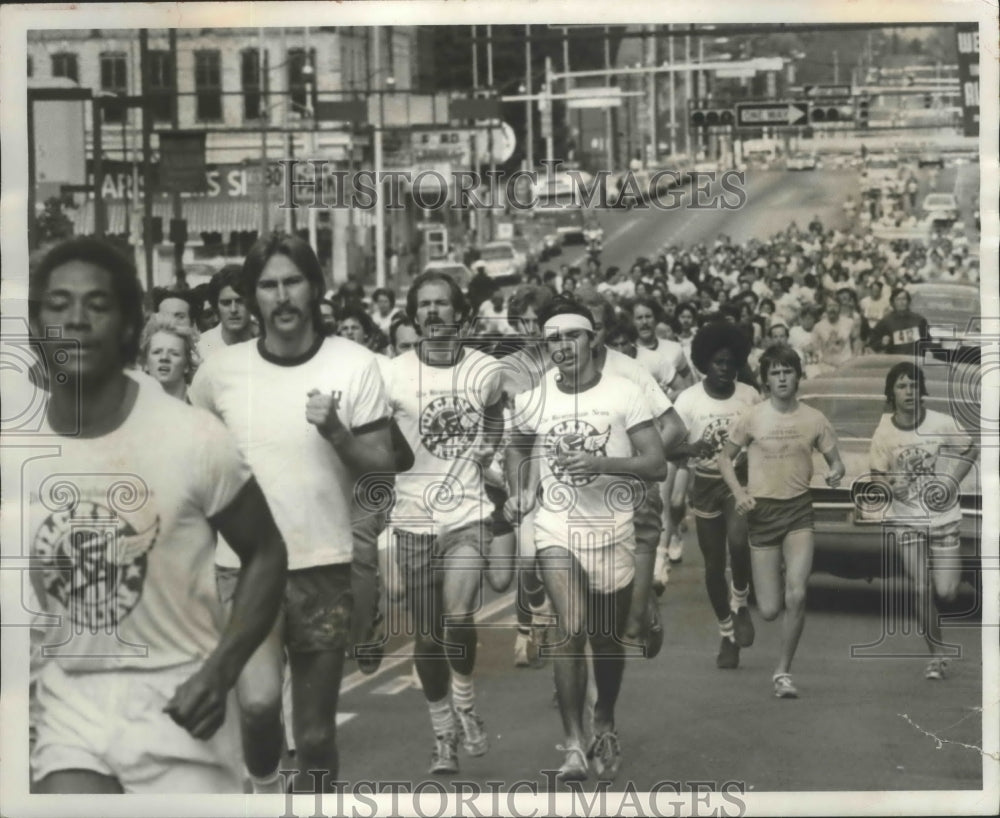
top-left (736, 101), bottom-right (808, 127)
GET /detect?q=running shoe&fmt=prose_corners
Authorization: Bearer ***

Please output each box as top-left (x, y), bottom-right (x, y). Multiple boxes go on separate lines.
top-left (429, 732), bottom-right (460, 774)
top-left (732, 606), bottom-right (755, 648)
top-left (455, 705), bottom-right (489, 756)
top-left (716, 636), bottom-right (740, 669)
top-left (925, 657), bottom-right (948, 681)
top-left (514, 631), bottom-right (532, 668)
top-left (667, 533), bottom-right (684, 564)
top-left (588, 731), bottom-right (622, 781)
top-left (556, 744), bottom-right (589, 782)
top-left (355, 611), bottom-right (385, 675)
top-left (773, 673), bottom-right (798, 699)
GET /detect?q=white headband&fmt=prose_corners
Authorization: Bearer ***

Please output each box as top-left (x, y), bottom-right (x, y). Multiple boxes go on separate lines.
top-left (543, 313), bottom-right (594, 338)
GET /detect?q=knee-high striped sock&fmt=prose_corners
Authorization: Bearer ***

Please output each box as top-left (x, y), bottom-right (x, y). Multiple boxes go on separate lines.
top-left (451, 670), bottom-right (475, 712)
top-left (719, 614), bottom-right (735, 642)
top-left (731, 583), bottom-right (750, 613)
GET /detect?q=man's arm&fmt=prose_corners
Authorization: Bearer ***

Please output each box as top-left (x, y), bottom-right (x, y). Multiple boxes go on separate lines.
top-left (163, 478), bottom-right (287, 740)
top-left (656, 408), bottom-right (689, 460)
top-left (503, 430), bottom-right (539, 522)
top-left (306, 392), bottom-right (403, 474)
top-left (718, 439), bottom-right (755, 515)
top-left (558, 422), bottom-right (668, 482)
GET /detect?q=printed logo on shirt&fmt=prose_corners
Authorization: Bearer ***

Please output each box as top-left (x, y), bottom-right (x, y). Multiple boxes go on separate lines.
top-left (545, 420), bottom-right (611, 487)
top-left (30, 474), bottom-right (160, 632)
top-left (893, 446), bottom-right (937, 504)
top-left (419, 395), bottom-right (480, 459)
top-left (892, 327), bottom-right (919, 346)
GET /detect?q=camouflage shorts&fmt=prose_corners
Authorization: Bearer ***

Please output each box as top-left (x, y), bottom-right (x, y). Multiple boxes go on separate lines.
top-left (284, 564), bottom-right (354, 654)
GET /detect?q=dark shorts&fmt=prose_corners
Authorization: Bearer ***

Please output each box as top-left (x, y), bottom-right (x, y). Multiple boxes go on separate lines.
top-left (583, 581), bottom-right (634, 642)
top-left (747, 493), bottom-right (814, 549)
top-left (632, 480), bottom-right (664, 555)
top-left (215, 563), bottom-right (353, 654)
top-left (485, 482), bottom-right (514, 538)
top-left (690, 467), bottom-right (745, 520)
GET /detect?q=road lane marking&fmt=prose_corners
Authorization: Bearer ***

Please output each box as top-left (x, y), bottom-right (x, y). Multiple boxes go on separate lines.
top-left (341, 591), bottom-right (516, 694)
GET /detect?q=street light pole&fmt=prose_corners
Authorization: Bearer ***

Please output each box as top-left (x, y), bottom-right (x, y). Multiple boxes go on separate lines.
top-left (304, 27), bottom-right (318, 257)
top-left (259, 27), bottom-right (269, 236)
top-left (668, 24), bottom-right (676, 155)
top-left (373, 27), bottom-right (386, 289)
top-left (604, 26), bottom-right (614, 170)
top-left (525, 24), bottom-right (533, 172)
top-left (545, 56), bottom-right (554, 168)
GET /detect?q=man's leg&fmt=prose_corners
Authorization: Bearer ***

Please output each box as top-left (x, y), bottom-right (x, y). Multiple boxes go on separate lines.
top-left (587, 582), bottom-right (632, 781)
top-left (233, 614), bottom-right (285, 790)
top-left (723, 499), bottom-right (754, 648)
top-left (284, 564), bottom-right (353, 792)
top-left (774, 529), bottom-right (814, 694)
top-left (695, 514), bottom-right (740, 668)
top-left (627, 481), bottom-right (662, 635)
top-left (536, 545), bottom-right (590, 779)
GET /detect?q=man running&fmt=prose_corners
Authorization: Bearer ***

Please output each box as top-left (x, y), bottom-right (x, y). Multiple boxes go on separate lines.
top-left (190, 233), bottom-right (399, 792)
top-left (673, 322), bottom-right (760, 669)
top-left (21, 237), bottom-right (287, 793)
top-left (718, 345), bottom-right (845, 699)
top-left (869, 362), bottom-right (979, 680)
top-left (198, 265), bottom-right (256, 361)
top-left (505, 301), bottom-right (668, 781)
top-left (382, 270), bottom-right (505, 774)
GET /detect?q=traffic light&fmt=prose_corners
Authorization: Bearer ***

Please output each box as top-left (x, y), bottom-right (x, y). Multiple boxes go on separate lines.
top-left (690, 107), bottom-right (735, 128)
top-left (855, 96), bottom-right (870, 128)
top-left (150, 216), bottom-right (164, 245)
top-left (923, 93), bottom-right (933, 108)
top-left (809, 104), bottom-right (843, 123)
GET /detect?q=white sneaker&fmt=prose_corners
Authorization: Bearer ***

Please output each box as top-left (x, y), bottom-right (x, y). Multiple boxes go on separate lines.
top-left (652, 549), bottom-right (670, 596)
top-left (513, 632), bottom-right (532, 667)
top-left (667, 533), bottom-right (684, 563)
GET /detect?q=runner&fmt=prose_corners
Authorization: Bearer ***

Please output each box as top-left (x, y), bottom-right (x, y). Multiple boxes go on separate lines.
top-left (139, 314), bottom-right (198, 402)
top-left (22, 237), bottom-right (287, 794)
top-left (673, 322), bottom-right (760, 669)
top-left (198, 265), bottom-right (256, 361)
top-left (718, 344), bottom-right (845, 699)
top-left (190, 233), bottom-right (400, 793)
top-left (382, 270), bottom-right (505, 774)
top-left (869, 362), bottom-right (979, 680)
top-left (505, 301), bottom-right (668, 781)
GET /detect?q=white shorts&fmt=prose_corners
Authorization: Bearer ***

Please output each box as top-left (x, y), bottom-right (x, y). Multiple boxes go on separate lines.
top-left (32, 660), bottom-right (242, 793)
top-left (537, 538), bottom-right (635, 595)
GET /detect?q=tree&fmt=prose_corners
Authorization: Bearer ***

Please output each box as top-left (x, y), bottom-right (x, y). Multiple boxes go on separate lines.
top-left (36, 196), bottom-right (74, 244)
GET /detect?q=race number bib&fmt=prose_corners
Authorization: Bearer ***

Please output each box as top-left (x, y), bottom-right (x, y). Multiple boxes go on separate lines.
top-left (892, 327), bottom-right (919, 345)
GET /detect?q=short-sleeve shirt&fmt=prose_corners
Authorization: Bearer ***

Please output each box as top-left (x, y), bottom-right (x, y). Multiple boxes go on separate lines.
top-left (728, 401), bottom-right (838, 499)
top-left (635, 345), bottom-right (677, 395)
top-left (513, 372), bottom-right (655, 551)
top-left (385, 347), bottom-right (504, 534)
top-left (600, 348), bottom-right (674, 419)
top-left (869, 409), bottom-right (971, 526)
top-left (189, 335), bottom-right (389, 570)
top-left (813, 317), bottom-right (854, 368)
top-left (674, 381), bottom-right (760, 476)
top-left (20, 380), bottom-right (251, 672)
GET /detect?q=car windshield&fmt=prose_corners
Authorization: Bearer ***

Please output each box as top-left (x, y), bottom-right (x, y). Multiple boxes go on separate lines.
top-left (923, 195), bottom-right (955, 208)
top-left (801, 395), bottom-right (977, 439)
top-left (911, 289), bottom-right (978, 313)
top-left (481, 245), bottom-right (514, 260)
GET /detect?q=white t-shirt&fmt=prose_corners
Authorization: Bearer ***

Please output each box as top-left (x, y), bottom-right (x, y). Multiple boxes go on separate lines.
top-left (385, 347), bottom-right (505, 534)
top-left (19, 380), bottom-right (250, 672)
top-left (196, 324), bottom-right (226, 362)
top-left (372, 307), bottom-right (400, 335)
top-left (635, 345), bottom-right (678, 396)
top-left (869, 409), bottom-right (971, 526)
top-left (475, 301), bottom-right (512, 335)
top-left (728, 401), bottom-right (838, 499)
top-left (667, 277), bottom-right (697, 302)
top-left (189, 336), bottom-right (389, 570)
top-left (599, 348), bottom-right (674, 419)
top-left (674, 381), bottom-right (760, 476)
top-left (513, 371), bottom-right (655, 555)
top-left (813, 316), bottom-right (855, 368)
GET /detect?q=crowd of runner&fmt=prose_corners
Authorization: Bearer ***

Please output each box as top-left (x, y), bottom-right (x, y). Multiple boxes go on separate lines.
top-left (18, 206), bottom-right (979, 794)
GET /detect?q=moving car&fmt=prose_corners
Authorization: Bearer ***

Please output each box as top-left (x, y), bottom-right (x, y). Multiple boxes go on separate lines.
top-left (908, 282), bottom-right (982, 362)
top-left (786, 153), bottom-right (818, 171)
top-left (801, 376), bottom-right (982, 586)
top-left (920, 192), bottom-right (960, 225)
top-left (861, 154), bottom-right (901, 196)
top-left (477, 241), bottom-right (523, 283)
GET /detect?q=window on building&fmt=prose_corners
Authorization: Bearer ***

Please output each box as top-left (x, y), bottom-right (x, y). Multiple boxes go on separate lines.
top-left (147, 50), bottom-right (173, 123)
top-left (241, 48), bottom-right (268, 121)
top-left (194, 49), bottom-right (222, 122)
top-left (100, 52), bottom-right (128, 123)
top-left (51, 52), bottom-right (79, 83)
top-left (287, 47), bottom-right (317, 116)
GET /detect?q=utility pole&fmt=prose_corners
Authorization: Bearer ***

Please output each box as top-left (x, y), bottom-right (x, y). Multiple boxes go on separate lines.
top-left (373, 27), bottom-right (385, 288)
top-left (471, 25), bottom-right (478, 89)
top-left (647, 25), bottom-right (657, 166)
top-left (487, 24), bottom-right (495, 241)
top-left (168, 29), bottom-right (184, 284)
top-left (305, 27), bottom-right (318, 257)
top-left (668, 25), bottom-right (676, 155)
top-left (545, 56), bottom-right (554, 167)
top-left (282, 27), bottom-right (293, 234)
top-left (683, 29), bottom-right (691, 156)
top-left (139, 29), bottom-right (155, 290)
top-left (604, 26), bottom-right (614, 169)
top-left (259, 27), bottom-right (269, 236)
top-left (526, 24), bottom-right (534, 172)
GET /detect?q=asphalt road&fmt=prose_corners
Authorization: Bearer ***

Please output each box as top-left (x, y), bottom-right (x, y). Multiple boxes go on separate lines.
top-left (325, 164), bottom-right (985, 796)
top-left (333, 519), bottom-right (984, 793)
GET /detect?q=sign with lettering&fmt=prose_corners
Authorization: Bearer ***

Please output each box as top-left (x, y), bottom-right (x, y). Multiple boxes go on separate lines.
top-left (955, 23), bottom-right (979, 137)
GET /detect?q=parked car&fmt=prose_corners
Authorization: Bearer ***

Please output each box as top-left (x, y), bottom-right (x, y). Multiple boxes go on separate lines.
top-left (801, 377), bottom-right (982, 585)
top-left (786, 153), bottom-right (818, 171)
top-left (920, 192), bottom-right (960, 225)
top-left (421, 260), bottom-right (474, 289)
top-left (917, 150), bottom-right (945, 168)
top-left (908, 282), bottom-right (982, 362)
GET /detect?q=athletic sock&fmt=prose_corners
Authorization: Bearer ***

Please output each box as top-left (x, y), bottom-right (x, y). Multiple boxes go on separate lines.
top-left (719, 614), bottom-right (735, 642)
top-left (731, 583), bottom-right (750, 613)
top-left (516, 624), bottom-right (531, 637)
top-left (451, 671), bottom-right (475, 712)
top-left (428, 696), bottom-right (457, 736)
top-left (249, 769), bottom-right (284, 794)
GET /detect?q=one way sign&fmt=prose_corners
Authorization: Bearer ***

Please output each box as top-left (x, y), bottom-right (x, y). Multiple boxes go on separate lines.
top-left (736, 101), bottom-right (808, 128)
